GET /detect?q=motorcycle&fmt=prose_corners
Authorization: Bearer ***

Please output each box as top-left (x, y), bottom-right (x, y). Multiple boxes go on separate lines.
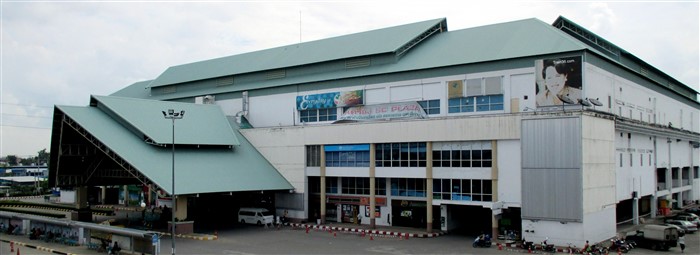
top-left (541, 240), bottom-right (556, 253)
top-left (520, 240), bottom-right (535, 251)
top-left (609, 238), bottom-right (631, 253)
top-left (473, 235), bottom-right (492, 248)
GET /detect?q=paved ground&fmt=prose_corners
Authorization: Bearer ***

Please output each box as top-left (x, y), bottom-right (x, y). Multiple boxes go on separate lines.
top-left (1, 197), bottom-right (698, 254)
top-left (1, 222), bottom-right (698, 255)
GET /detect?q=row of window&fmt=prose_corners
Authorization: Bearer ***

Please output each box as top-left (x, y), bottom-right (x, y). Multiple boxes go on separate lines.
top-left (307, 143), bottom-right (494, 168)
top-left (448, 95), bottom-right (504, 113)
top-left (433, 179), bottom-right (493, 202)
top-left (308, 177), bottom-right (493, 202)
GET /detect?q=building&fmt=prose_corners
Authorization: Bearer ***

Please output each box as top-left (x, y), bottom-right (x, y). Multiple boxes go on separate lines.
top-left (50, 16), bottom-right (699, 245)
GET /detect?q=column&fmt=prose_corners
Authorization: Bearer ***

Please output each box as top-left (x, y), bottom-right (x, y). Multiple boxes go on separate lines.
top-left (174, 195), bottom-right (187, 221)
top-left (123, 185), bottom-right (129, 206)
top-left (101, 186), bottom-right (106, 205)
top-left (426, 142), bottom-right (433, 233)
top-left (369, 143), bottom-right (376, 229)
top-left (651, 196), bottom-right (657, 218)
top-left (491, 140), bottom-right (499, 239)
top-left (320, 145), bottom-right (326, 224)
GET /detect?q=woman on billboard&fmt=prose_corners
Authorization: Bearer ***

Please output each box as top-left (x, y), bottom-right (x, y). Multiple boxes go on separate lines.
top-left (535, 57), bottom-right (582, 107)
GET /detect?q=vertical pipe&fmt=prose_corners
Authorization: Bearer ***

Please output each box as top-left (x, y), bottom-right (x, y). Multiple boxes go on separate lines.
top-left (370, 143), bottom-right (376, 229)
top-left (426, 142), bottom-right (433, 233)
top-left (320, 145), bottom-right (326, 225)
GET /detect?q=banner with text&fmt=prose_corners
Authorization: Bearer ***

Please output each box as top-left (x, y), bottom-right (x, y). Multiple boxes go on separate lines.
top-left (296, 90), bottom-right (364, 110)
top-left (339, 101), bottom-right (427, 121)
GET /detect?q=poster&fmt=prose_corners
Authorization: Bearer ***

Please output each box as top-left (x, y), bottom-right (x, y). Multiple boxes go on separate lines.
top-left (535, 56), bottom-right (582, 107)
top-left (447, 80), bottom-right (464, 99)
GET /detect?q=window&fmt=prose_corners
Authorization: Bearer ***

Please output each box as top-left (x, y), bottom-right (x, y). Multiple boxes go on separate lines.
top-left (433, 179), bottom-right (492, 201)
top-left (306, 145), bottom-right (321, 167)
top-left (375, 142), bottom-right (426, 167)
top-left (433, 141), bottom-right (492, 168)
top-left (326, 151), bottom-right (370, 167)
top-left (308, 176), bottom-right (338, 194)
top-left (340, 177), bottom-right (386, 195)
top-left (390, 178), bottom-right (426, 197)
top-left (326, 177), bottom-right (338, 194)
top-left (448, 76), bottom-right (503, 113)
top-left (418, 99), bottom-right (440, 115)
top-left (300, 108), bottom-right (337, 123)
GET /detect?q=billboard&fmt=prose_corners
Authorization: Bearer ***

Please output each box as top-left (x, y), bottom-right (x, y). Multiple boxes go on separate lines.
top-left (296, 90), bottom-right (364, 110)
top-left (535, 56), bottom-right (582, 107)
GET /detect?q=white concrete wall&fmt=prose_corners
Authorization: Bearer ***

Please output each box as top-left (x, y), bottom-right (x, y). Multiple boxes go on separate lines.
top-left (586, 63), bottom-right (699, 132)
top-left (583, 208), bottom-right (616, 243)
top-left (614, 131), bottom-right (656, 200)
top-left (581, 115), bottom-right (616, 215)
top-left (497, 139), bottom-right (522, 207)
top-left (521, 220), bottom-right (584, 247)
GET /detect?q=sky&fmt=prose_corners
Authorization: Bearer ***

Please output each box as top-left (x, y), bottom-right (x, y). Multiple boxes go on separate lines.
top-left (1, 0), bottom-right (698, 158)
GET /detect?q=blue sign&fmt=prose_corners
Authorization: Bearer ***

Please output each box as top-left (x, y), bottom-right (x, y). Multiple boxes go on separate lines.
top-left (152, 234), bottom-right (159, 245)
top-left (324, 144), bottom-right (370, 152)
top-left (296, 90), bottom-right (364, 110)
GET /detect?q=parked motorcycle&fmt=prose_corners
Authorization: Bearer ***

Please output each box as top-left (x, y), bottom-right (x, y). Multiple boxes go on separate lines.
top-left (473, 234), bottom-right (492, 248)
top-left (541, 239), bottom-right (556, 253)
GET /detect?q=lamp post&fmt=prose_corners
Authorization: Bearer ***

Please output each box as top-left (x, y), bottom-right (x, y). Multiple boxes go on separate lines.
top-left (162, 109), bottom-right (184, 255)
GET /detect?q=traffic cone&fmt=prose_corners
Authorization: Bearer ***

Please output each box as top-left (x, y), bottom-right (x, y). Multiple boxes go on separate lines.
top-left (617, 248), bottom-right (621, 255)
top-left (306, 226), bottom-right (309, 234)
top-left (528, 247), bottom-right (532, 253)
top-left (498, 243), bottom-right (503, 250)
top-left (334, 232), bottom-right (336, 237)
top-left (16, 247), bottom-right (20, 255)
top-left (405, 233), bottom-right (409, 240)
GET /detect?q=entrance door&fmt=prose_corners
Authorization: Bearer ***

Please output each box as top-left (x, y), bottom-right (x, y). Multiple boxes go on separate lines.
top-left (341, 204), bottom-right (359, 223)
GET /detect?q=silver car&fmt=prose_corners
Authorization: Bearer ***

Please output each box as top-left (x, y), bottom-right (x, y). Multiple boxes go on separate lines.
top-left (665, 219), bottom-right (698, 233)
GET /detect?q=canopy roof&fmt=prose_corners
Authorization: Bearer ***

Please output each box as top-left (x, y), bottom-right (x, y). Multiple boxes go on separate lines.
top-left (50, 96), bottom-right (292, 195)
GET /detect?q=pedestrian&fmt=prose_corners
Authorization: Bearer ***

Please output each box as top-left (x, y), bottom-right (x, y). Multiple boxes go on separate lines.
top-left (679, 233), bottom-right (686, 253)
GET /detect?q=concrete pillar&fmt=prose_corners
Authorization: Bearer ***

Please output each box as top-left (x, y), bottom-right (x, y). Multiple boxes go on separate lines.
top-left (633, 195), bottom-right (639, 225)
top-left (491, 140), bottom-right (499, 239)
top-left (369, 143), bottom-right (376, 229)
top-left (320, 145), bottom-right (326, 224)
top-left (76, 186), bottom-right (88, 209)
top-left (426, 142), bottom-right (433, 233)
top-left (101, 186), bottom-right (106, 205)
top-left (123, 185), bottom-right (129, 206)
top-left (175, 195), bottom-right (188, 221)
top-left (651, 196), bottom-right (657, 218)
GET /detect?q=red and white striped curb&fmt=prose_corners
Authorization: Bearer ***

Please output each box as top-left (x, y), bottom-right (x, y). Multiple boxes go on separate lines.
top-left (289, 223), bottom-right (442, 238)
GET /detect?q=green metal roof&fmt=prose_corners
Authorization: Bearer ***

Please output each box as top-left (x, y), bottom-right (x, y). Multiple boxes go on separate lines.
top-left (54, 103), bottom-right (292, 195)
top-left (147, 18), bottom-right (447, 88)
top-left (90, 95), bottom-right (239, 146)
top-left (111, 80), bottom-right (151, 98)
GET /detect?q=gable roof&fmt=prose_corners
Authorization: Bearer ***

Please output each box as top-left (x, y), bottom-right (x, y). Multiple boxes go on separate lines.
top-left (147, 18), bottom-right (447, 88)
top-left (90, 95), bottom-right (239, 147)
top-left (51, 99), bottom-right (292, 195)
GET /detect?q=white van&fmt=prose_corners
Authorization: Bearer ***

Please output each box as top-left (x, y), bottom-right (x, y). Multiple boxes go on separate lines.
top-left (238, 208), bottom-right (274, 226)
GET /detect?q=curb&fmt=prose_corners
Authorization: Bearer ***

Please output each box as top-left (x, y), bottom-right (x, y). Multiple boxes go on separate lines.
top-left (157, 231), bottom-right (218, 241)
top-left (288, 223), bottom-right (442, 238)
top-left (0, 239), bottom-right (78, 255)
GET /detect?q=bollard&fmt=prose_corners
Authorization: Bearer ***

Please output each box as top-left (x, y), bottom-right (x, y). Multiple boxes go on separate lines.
top-left (334, 232), bottom-right (336, 237)
top-left (10, 241), bottom-right (14, 252)
top-left (498, 243), bottom-right (503, 250)
top-left (405, 233), bottom-right (409, 240)
top-left (306, 226), bottom-right (309, 234)
top-left (370, 235), bottom-right (373, 241)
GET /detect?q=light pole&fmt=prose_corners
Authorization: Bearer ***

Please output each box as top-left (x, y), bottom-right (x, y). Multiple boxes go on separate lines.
top-left (162, 109), bottom-right (184, 255)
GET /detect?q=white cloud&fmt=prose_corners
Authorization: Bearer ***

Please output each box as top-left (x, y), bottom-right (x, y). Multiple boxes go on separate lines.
top-left (1, 1), bottom-right (697, 156)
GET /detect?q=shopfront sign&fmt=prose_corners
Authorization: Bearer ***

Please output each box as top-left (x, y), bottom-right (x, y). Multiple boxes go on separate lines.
top-left (296, 90), bottom-right (364, 110)
top-left (339, 101), bottom-right (427, 121)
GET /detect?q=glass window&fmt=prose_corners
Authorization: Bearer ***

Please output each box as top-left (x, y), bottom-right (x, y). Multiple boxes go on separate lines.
top-left (306, 145), bottom-right (321, 167)
top-left (418, 99), bottom-right (440, 115)
top-left (300, 108), bottom-right (336, 123)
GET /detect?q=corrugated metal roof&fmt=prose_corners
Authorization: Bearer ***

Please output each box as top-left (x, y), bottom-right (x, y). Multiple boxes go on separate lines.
top-left (55, 104), bottom-right (292, 195)
top-left (147, 18), bottom-right (447, 88)
top-left (111, 80), bottom-right (151, 98)
top-left (91, 95), bottom-right (239, 146)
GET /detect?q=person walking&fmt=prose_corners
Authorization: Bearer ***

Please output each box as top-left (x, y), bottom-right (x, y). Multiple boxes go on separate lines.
top-left (678, 233), bottom-right (686, 253)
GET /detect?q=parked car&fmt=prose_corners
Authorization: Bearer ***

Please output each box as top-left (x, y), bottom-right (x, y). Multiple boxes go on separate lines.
top-left (672, 214), bottom-right (700, 227)
top-left (685, 207), bottom-right (700, 214)
top-left (665, 219), bottom-right (698, 233)
top-left (238, 208), bottom-right (274, 226)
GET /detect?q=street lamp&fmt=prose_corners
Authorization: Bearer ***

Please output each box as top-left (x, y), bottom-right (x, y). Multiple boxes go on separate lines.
top-left (162, 109), bottom-right (184, 255)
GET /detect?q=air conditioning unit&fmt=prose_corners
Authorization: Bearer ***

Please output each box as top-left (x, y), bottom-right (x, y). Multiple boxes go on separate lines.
top-left (203, 95), bottom-right (215, 104)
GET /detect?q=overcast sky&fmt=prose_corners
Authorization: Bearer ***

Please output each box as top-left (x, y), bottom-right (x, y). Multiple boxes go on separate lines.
top-left (1, 0), bottom-right (698, 158)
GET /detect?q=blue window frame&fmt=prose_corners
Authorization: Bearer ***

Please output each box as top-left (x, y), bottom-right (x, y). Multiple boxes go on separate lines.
top-left (418, 99), bottom-right (440, 115)
top-left (300, 108), bottom-right (337, 123)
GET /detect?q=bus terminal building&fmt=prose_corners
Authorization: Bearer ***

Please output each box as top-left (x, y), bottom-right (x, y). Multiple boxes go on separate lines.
top-left (49, 16), bottom-right (700, 246)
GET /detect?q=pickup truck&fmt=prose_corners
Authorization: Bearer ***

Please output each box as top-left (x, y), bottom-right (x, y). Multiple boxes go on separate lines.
top-left (625, 225), bottom-right (679, 251)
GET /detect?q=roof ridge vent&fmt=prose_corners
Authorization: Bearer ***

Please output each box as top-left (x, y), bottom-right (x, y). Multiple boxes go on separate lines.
top-left (345, 57), bottom-right (371, 69)
top-left (395, 22), bottom-right (444, 58)
top-left (265, 69), bottom-right (286, 80)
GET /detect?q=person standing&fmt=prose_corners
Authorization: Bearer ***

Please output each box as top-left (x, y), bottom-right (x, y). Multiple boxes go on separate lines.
top-left (678, 233), bottom-right (686, 253)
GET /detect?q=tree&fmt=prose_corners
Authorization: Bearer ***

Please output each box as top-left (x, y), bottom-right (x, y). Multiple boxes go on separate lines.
top-left (5, 155), bottom-right (17, 166)
top-left (37, 148), bottom-right (49, 165)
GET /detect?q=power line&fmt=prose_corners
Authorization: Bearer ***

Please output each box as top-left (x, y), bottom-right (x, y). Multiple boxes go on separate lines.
top-left (1, 113), bottom-right (52, 119)
top-left (1, 102), bottom-right (54, 108)
top-left (0, 124), bottom-right (51, 130)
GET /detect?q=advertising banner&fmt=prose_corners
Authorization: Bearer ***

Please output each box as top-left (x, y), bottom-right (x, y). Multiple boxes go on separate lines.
top-left (447, 80), bottom-right (464, 99)
top-left (296, 90), bottom-right (364, 110)
top-left (535, 56), bottom-right (583, 107)
top-left (339, 101), bottom-right (427, 121)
